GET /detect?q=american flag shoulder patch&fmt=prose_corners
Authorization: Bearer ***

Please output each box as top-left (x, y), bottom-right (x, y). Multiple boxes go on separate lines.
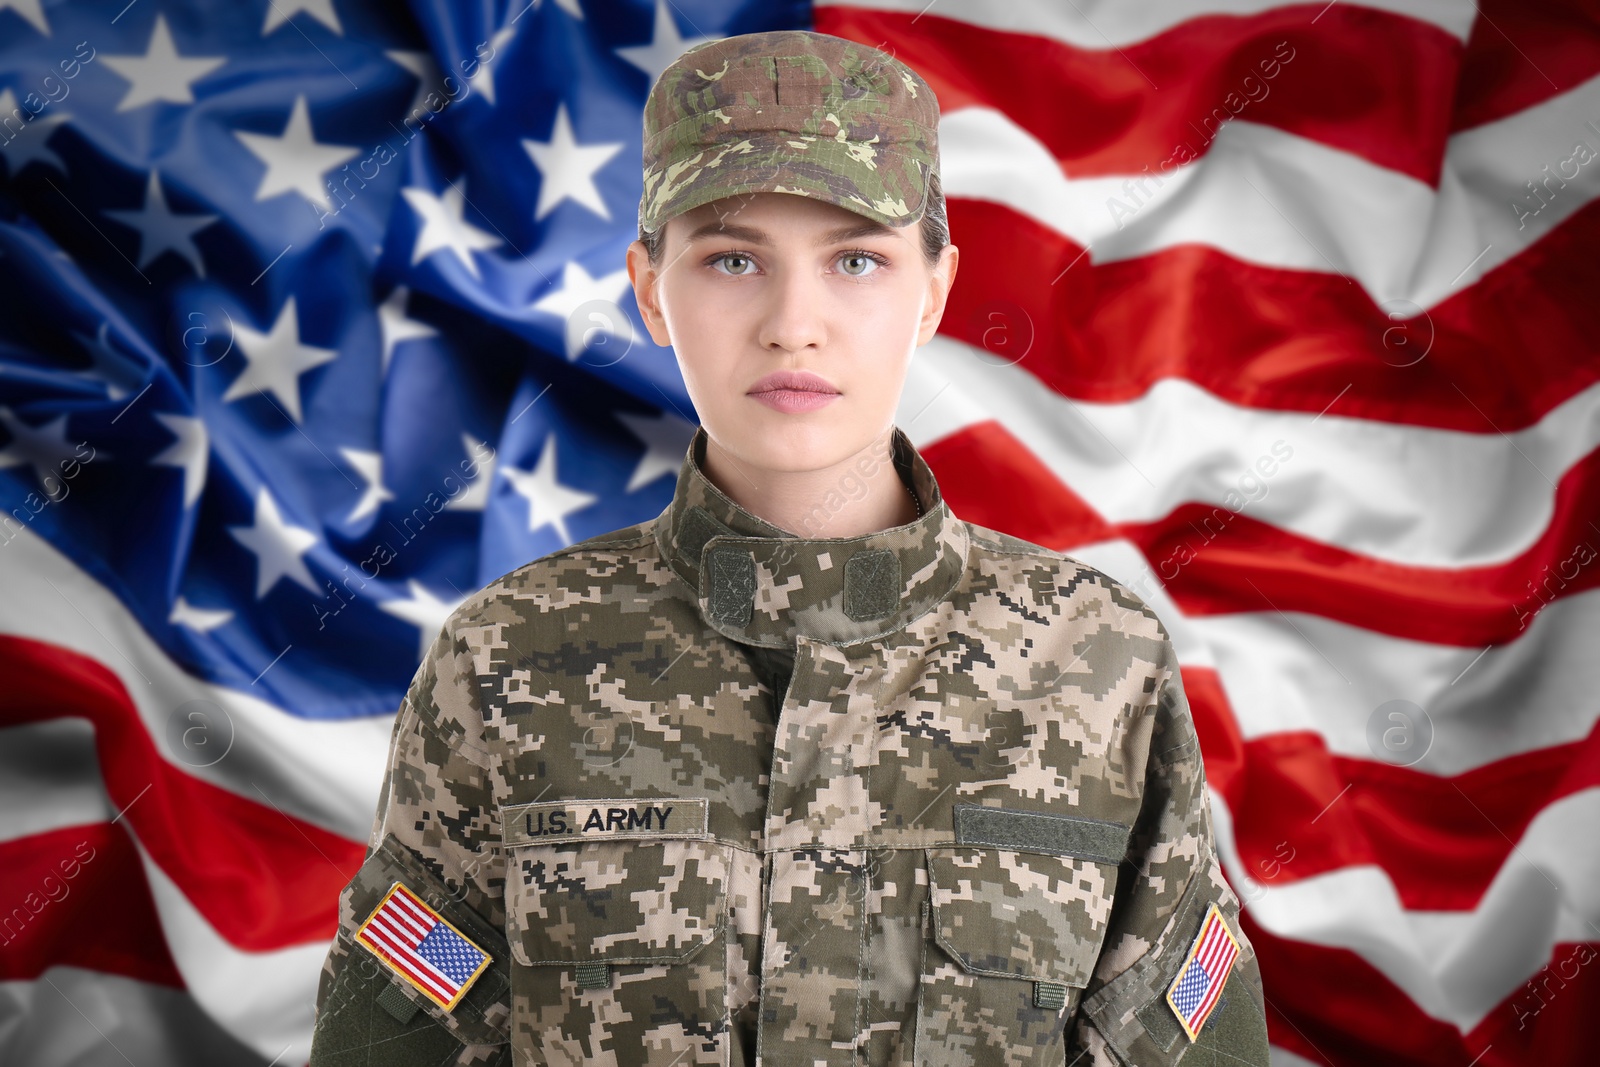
top-left (355, 882), bottom-right (492, 1012)
top-left (1165, 901), bottom-right (1242, 1041)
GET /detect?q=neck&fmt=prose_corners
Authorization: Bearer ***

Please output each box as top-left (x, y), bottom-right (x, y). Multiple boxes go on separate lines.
top-left (700, 430), bottom-right (921, 539)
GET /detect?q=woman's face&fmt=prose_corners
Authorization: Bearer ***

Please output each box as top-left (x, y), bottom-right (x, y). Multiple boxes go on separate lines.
top-left (627, 191), bottom-right (958, 475)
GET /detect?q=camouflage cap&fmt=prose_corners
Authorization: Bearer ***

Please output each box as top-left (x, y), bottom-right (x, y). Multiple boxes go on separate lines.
top-left (638, 30), bottom-right (940, 236)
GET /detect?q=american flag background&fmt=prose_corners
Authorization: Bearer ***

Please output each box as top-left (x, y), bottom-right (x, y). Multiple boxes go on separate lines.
top-left (0, 0), bottom-right (1595, 1064)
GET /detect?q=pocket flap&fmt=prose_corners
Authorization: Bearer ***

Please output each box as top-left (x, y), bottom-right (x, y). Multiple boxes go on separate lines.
top-left (506, 838), bottom-right (728, 968)
top-left (927, 845), bottom-right (1118, 989)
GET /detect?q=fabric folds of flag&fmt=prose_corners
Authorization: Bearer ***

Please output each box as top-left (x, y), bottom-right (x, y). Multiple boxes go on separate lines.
top-left (1, 0), bottom-right (1596, 1065)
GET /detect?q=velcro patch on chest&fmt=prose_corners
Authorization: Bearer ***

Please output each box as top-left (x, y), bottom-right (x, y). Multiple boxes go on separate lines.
top-left (501, 797), bottom-right (710, 846)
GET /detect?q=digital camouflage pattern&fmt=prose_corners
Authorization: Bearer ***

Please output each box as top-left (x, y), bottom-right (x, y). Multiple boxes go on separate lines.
top-left (638, 30), bottom-right (940, 235)
top-left (308, 425), bottom-right (1269, 1065)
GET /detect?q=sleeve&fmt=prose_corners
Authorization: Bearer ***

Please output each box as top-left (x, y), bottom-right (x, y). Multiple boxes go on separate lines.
top-left (1068, 633), bottom-right (1271, 1066)
top-left (307, 615), bottom-right (512, 1067)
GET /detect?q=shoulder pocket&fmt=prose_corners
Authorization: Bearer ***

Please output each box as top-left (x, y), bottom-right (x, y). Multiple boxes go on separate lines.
top-left (918, 842), bottom-right (1121, 1066)
top-left (310, 835), bottom-right (510, 1064)
top-left (504, 836), bottom-right (730, 1062)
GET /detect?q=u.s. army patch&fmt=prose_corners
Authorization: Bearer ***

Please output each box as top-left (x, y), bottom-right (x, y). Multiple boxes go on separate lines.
top-left (501, 796), bottom-right (709, 846)
top-left (1165, 902), bottom-right (1241, 1041)
top-left (355, 882), bottom-right (492, 1012)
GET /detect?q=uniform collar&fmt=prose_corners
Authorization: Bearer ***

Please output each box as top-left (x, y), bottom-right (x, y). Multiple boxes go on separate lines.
top-left (653, 425), bottom-right (968, 648)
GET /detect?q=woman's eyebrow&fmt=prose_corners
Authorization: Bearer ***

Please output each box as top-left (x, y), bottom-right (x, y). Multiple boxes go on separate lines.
top-left (683, 219), bottom-right (900, 245)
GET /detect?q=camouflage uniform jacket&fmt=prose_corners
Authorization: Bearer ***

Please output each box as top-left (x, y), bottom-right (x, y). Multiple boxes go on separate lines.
top-left (307, 425), bottom-right (1270, 1066)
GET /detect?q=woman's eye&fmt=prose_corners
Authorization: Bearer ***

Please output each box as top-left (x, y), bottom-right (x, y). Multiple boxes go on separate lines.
top-left (838, 252), bottom-right (880, 277)
top-left (713, 253), bottom-right (755, 275)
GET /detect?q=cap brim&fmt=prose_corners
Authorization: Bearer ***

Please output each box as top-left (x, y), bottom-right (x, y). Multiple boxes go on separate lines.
top-left (639, 130), bottom-right (928, 234)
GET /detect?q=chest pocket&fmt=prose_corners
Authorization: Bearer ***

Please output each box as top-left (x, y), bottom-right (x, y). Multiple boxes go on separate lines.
top-left (917, 807), bottom-right (1126, 1066)
top-left (504, 835), bottom-right (730, 1065)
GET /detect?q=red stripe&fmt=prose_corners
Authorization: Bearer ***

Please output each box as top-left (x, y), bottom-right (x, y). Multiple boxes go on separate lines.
top-left (1184, 665), bottom-right (1600, 911)
top-left (1191, 924), bottom-right (1237, 1026)
top-left (925, 425), bottom-right (1600, 647)
top-left (1123, 444), bottom-right (1600, 647)
top-left (1197, 918), bottom-right (1230, 974)
top-left (1452, 0), bottom-right (1600, 131)
top-left (0, 822), bottom-right (182, 986)
top-left (1247, 912), bottom-right (1594, 1064)
top-left (817, 4), bottom-right (1461, 185)
top-left (0, 635), bottom-right (364, 951)
top-left (934, 195), bottom-right (1600, 433)
top-left (1189, 967), bottom-right (1225, 1030)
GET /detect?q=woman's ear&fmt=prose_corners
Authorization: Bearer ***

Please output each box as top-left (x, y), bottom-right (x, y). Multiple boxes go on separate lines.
top-left (917, 242), bottom-right (959, 346)
top-left (627, 239), bottom-right (673, 348)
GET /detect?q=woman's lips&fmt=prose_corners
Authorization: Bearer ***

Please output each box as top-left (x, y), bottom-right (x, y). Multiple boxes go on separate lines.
top-left (748, 388), bottom-right (842, 413)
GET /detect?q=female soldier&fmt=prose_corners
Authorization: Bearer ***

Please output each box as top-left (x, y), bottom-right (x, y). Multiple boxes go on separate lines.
top-left (308, 29), bottom-right (1269, 1067)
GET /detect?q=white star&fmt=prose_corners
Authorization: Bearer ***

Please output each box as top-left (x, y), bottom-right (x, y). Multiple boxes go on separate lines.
top-left (615, 1), bottom-right (718, 83)
top-left (521, 103), bottom-right (624, 222)
top-left (0, 89), bottom-right (69, 176)
top-left (69, 322), bottom-right (146, 401)
top-left (263, 0), bottom-right (343, 36)
top-left (223, 296), bottom-right (338, 424)
top-left (501, 433), bottom-right (597, 544)
top-left (338, 446), bottom-right (393, 523)
top-left (615, 409), bottom-right (695, 493)
top-left (0, 0), bottom-right (49, 36)
top-left (169, 595), bottom-right (233, 633)
top-left (550, 0), bottom-right (584, 19)
top-left (379, 579), bottom-right (464, 661)
top-left (234, 94), bottom-right (361, 211)
top-left (376, 285), bottom-right (436, 374)
top-left (151, 412), bottom-right (209, 508)
top-left (446, 432), bottom-right (495, 511)
top-left (229, 486), bottom-right (320, 599)
top-left (0, 408), bottom-right (89, 491)
top-left (402, 179), bottom-right (501, 280)
top-left (530, 259), bottom-right (632, 360)
top-left (100, 14), bottom-right (226, 112)
top-left (104, 170), bottom-right (217, 277)
top-left (385, 49), bottom-right (439, 116)
top-left (467, 25), bottom-right (518, 107)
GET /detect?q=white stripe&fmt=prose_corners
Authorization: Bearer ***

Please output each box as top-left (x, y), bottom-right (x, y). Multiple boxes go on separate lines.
top-left (1195, 599), bottom-right (1600, 772)
top-left (1216, 785), bottom-right (1600, 1031)
top-left (1062, 539), bottom-right (1600, 775)
top-left (0, 526), bottom-right (393, 841)
top-left (0, 720), bottom-right (110, 842)
top-left (902, 335), bottom-right (1600, 570)
top-left (816, 0), bottom-right (1477, 47)
top-left (938, 71), bottom-right (1600, 308)
top-left (133, 840), bottom-right (326, 1063)
top-left (0, 967), bottom-right (271, 1066)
